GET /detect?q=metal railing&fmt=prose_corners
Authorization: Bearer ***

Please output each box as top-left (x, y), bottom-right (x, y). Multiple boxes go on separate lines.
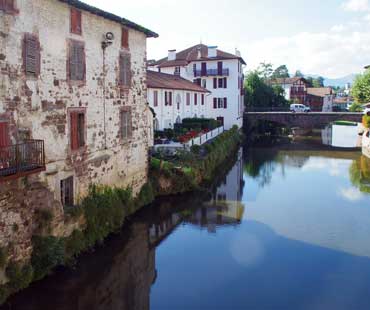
top-left (0, 140), bottom-right (45, 180)
top-left (194, 68), bottom-right (230, 77)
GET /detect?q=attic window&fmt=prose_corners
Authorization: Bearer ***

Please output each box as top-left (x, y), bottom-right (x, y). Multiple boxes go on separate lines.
top-left (122, 28), bottom-right (129, 49)
top-left (70, 8), bottom-right (82, 35)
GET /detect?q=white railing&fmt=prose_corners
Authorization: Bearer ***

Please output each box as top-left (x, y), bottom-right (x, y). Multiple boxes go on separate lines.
top-left (185, 126), bottom-right (225, 148)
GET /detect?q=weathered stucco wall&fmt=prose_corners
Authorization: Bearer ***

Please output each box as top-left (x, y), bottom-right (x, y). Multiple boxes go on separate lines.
top-left (0, 0), bottom-right (153, 263)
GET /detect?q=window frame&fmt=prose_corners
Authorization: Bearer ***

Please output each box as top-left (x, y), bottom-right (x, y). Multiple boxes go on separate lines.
top-left (70, 8), bottom-right (82, 35)
top-left (119, 52), bottom-right (131, 89)
top-left (61, 176), bottom-right (74, 207)
top-left (120, 106), bottom-right (133, 142)
top-left (23, 33), bottom-right (41, 78)
top-left (68, 107), bottom-right (87, 152)
top-left (121, 27), bottom-right (129, 49)
top-left (67, 39), bottom-right (86, 85)
top-left (0, 0), bottom-right (17, 14)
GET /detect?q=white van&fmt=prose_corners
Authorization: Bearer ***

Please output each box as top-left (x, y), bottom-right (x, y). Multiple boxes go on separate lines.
top-left (290, 104), bottom-right (311, 113)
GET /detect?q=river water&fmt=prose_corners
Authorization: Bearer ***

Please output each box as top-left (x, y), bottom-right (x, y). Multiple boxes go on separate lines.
top-left (2, 126), bottom-right (370, 310)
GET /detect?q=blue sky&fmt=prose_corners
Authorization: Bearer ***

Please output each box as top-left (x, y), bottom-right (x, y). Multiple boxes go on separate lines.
top-left (84, 0), bottom-right (370, 78)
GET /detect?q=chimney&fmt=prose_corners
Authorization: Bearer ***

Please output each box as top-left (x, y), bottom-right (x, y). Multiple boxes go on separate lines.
top-left (197, 46), bottom-right (202, 60)
top-left (168, 49), bottom-right (176, 61)
top-left (208, 46), bottom-right (217, 58)
top-left (235, 48), bottom-right (241, 57)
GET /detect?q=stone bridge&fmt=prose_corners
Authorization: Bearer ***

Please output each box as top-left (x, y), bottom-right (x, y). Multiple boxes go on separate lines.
top-left (244, 112), bottom-right (363, 128)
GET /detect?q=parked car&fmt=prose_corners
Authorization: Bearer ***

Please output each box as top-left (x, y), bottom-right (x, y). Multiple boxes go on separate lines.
top-left (290, 104), bottom-right (311, 113)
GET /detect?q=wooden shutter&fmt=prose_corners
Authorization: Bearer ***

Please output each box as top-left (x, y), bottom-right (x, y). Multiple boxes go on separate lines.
top-left (122, 28), bottom-right (129, 49)
top-left (0, 0), bottom-right (14, 12)
top-left (154, 91), bottom-right (158, 107)
top-left (70, 113), bottom-right (79, 150)
top-left (213, 78), bottom-right (217, 89)
top-left (213, 98), bottom-right (217, 109)
top-left (77, 113), bottom-right (85, 147)
top-left (69, 41), bottom-right (85, 81)
top-left (0, 122), bottom-right (10, 147)
top-left (194, 94), bottom-right (197, 105)
top-left (164, 92), bottom-right (168, 106)
top-left (24, 34), bottom-right (40, 77)
top-left (119, 53), bottom-right (131, 87)
top-left (224, 97), bottom-right (227, 109)
top-left (70, 8), bottom-right (82, 35)
top-left (218, 61), bottom-right (223, 75)
top-left (201, 94), bottom-right (205, 105)
top-left (224, 77), bottom-right (227, 88)
top-left (187, 93), bottom-right (190, 105)
top-left (169, 92), bottom-right (172, 106)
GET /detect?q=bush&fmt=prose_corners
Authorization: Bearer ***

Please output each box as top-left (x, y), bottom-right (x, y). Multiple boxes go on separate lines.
top-left (65, 230), bottom-right (86, 261)
top-left (363, 115), bottom-right (370, 128)
top-left (136, 182), bottom-right (155, 208)
top-left (5, 262), bottom-right (34, 291)
top-left (31, 236), bottom-right (65, 281)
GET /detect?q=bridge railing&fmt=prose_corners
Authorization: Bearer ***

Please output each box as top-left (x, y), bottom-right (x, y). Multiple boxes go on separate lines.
top-left (245, 107), bottom-right (291, 112)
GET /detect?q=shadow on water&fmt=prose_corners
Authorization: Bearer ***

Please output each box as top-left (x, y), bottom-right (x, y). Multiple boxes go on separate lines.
top-left (2, 141), bottom-right (370, 310)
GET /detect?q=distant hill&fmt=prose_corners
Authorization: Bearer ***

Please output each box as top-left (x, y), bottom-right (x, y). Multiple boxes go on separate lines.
top-left (302, 74), bottom-right (357, 88)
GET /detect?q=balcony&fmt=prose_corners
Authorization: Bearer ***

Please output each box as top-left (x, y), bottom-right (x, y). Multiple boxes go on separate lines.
top-left (0, 140), bottom-right (45, 182)
top-left (194, 68), bottom-right (229, 77)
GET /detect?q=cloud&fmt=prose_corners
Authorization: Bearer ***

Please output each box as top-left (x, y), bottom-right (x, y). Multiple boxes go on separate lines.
top-left (339, 187), bottom-right (364, 202)
top-left (342, 0), bottom-right (370, 12)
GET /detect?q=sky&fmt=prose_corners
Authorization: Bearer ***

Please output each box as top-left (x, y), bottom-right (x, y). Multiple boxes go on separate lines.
top-left (83, 0), bottom-right (370, 78)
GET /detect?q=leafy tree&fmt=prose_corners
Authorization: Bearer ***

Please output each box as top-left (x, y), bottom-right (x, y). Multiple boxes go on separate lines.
top-left (257, 62), bottom-right (273, 80)
top-left (272, 65), bottom-right (290, 79)
top-left (312, 76), bottom-right (325, 87)
top-left (352, 70), bottom-right (370, 104)
top-left (294, 70), bottom-right (304, 77)
top-left (306, 76), bottom-right (313, 86)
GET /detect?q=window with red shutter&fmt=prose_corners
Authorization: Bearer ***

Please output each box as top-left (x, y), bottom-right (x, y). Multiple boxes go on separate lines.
top-left (186, 93), bottom-right (190, 105)
top-left (213, 98), bottom-right (217, 109)
top-left (70, 111), bottom-right (85, 150)
top-left (224, 97), bottom-right (227, 109)
top-left (24, 34), bottom-right (40, 77)
top-left (194, 93), bottom-right (197, 105)
top-left (70, 8), bottom-right (82, 35)
top-left (0, 0), bottom-right (15, 13)
top-left (0, 122), bottom-right (10, 147)
top-left (119, 53), bottom-right (131, 87)
top-left (69, 40), bottom-right (85, 82)
top-left (154, 91), bottom-right (158, 107)
top-left (121, 28), bottom-right (129, 49)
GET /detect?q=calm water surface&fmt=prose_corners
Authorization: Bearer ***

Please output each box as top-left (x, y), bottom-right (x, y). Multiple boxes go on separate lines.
top-left (2, 132), bottom-right (370, 310)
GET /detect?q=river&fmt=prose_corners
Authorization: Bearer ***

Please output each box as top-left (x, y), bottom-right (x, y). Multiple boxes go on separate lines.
top-left (2, 126), bottom-right (370, 310)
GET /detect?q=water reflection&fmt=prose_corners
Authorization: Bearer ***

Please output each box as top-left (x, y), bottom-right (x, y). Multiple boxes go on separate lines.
top-left (350, 154), bottom-right (370, 194)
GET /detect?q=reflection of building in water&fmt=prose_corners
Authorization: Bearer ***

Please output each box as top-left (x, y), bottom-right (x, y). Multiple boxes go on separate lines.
top-left (186, 150), bottom-right (245, 232)
top-left (149, 213), bottom-right (182, 247)
top-left (280, 154), bottom-right (309, 169)
top-left (6, 223), bottom-right (156, 310)
top-left (322, 126), bottom-right (333, 146)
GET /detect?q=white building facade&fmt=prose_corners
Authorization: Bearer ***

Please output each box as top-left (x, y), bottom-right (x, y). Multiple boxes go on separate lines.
top-left (149, 44), bottom-right (246, 130)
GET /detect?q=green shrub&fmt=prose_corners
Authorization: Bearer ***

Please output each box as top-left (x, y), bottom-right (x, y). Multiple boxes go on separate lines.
top-left (65, 230), bottom-right (86, 261)
top-left (5, 262), bottom-right (34, 291)
top-left (31, 236), bottom-right (65, 281)
top-left (363, 115), bottom-right (370, 128)
top-left (136, 182), bottom-right (155, 208)
top-left (191, 145), bottom-right (201, 154)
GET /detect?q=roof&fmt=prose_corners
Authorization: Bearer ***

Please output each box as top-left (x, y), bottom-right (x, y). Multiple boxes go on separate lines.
top-left (58, 0), bottom-right (158, 38)
top-left (270, 77), bottom-right (308, 85)
top-left (307, 87), bottom-right (333, 97)
top-left (147, 71), bottom-right (210, 93)
top-left (153, 44), bottom-right (246, 68)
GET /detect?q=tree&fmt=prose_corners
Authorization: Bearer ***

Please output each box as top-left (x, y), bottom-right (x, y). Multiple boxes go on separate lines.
top-left (272, 65), bottom-right (290, 79)
top-left (257, 62), bottom-right (273, 80)
top-left (312, 76), bottom-right (325, 87)
top-left (294, 70), bottom-right (304, 77)
top-left (352, 70), bottom-right (370, 104)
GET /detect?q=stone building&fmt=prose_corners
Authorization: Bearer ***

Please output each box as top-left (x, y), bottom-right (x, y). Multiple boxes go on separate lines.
top-left (0, 0), bottom-right (157, 262)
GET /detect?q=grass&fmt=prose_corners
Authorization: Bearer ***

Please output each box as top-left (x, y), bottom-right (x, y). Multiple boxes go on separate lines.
top-left (333, 120), bottom-right (358, 126)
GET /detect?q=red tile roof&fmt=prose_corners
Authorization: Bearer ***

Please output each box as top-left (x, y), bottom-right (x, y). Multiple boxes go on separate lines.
top-left (147, 71), bottom-right (210, 93)
top-left (153, 44), bottom-right (246, 68)
top-left (270, 77), bottom-right (308, 85)
top-left (307, 87), bottom-right (333, 97)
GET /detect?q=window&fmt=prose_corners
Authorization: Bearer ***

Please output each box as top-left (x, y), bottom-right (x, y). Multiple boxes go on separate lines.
top-left (120, 108), bottom-right (132, 140)
top-left (217, 61), bottom-right (223, 75)
top-left (0, 0), bottom-right (15, 13)
top-left (201, 94), bottom-right (205, 105)
top-left (119, 53), bottom-right (131, 87)
top-left (153, 90), bottom-right (158, 107)
top-left (201, 62), bottom-right (207, 75)
top-left (0, 122), bottom-right (10, 147)
top-left (193, 64), bottom-right (197, 73)
top-left (174, 66), bottom-right (181, 76)
top-left (213, 78), bottom-right (217, 89)
top-left (213, 98), bottom-right (217, 109)
top-left (70, 8), bottom-right (82, 35)
top-left (61, 176), bottom-right (74, 207)
top-left (70, 110), bottom-right (85, 150)
top-left (165, 91), bottom-right (172, 106)
top-left (202, 79), bottom-right (207, 88)
top-left (214, 98), bottom-right (227, 109)
top-left (218, 78), bottom-right (227, 88)
top-left (23, 34), bottom-right (40, 77)
top-left (68, 40), bottom-right (85, 82)
top-left (121, 28), bottom-right (129, 49)
top-left (186, 93), bottom-right (190, 105)
top-left (194, 93), bottom-right (198, 105)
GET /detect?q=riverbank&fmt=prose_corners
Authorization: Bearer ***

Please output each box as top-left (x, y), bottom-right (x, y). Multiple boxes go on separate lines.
top-left (0, 126), bottom-right (242, 304)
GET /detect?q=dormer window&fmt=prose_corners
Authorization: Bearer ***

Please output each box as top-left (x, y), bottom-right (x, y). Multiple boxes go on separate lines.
top-left (174, 66), bottom-right (181, 76)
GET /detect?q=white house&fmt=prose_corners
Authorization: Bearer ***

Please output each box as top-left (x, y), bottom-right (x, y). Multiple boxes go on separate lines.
top-left (149, 44), bottom-right (246, 129)
top-left (147, 71), bottom-right (210, 131)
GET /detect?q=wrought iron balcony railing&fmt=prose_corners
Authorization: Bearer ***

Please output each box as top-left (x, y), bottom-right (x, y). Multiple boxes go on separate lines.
top-left (0, 140), bottom-right (45, 182)
top-left (194, 68), bottom-right (230, 77)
